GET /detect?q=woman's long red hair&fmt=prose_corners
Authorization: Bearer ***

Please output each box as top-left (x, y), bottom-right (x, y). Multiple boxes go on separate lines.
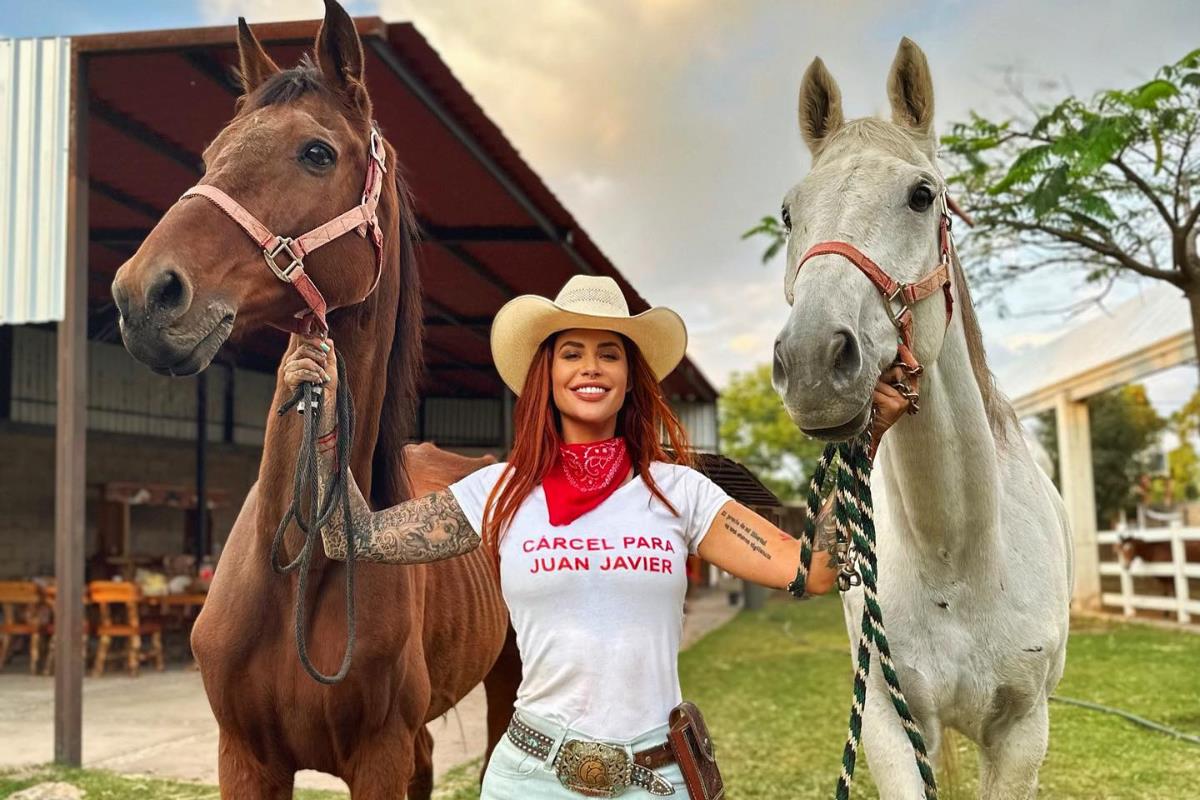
top-left (481, 335), bottom-right (692, 566)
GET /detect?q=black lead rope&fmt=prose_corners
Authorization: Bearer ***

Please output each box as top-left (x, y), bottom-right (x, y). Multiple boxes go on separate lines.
top-left (270, 361), bottom-right (358, 685)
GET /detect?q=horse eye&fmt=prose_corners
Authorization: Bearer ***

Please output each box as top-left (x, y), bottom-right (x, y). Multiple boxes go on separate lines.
top-left (908, 185), bottom-right (935, 212)
top-left (781, 205), bottom-right (792, 231)
top-left (300, 141), bottom-right (336, 169)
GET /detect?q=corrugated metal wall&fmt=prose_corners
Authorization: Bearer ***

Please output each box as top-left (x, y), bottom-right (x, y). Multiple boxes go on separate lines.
top-left (673, 400), bottom-right (718, 452)
top-left (0, 37), bottom-right (71, 325)
top-left (10, 327), bottom-right (273, 444)
top-left (421, 397), bottom-right (503, 447)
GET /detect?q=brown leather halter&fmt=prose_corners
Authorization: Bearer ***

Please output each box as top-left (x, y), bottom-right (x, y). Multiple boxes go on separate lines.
top-left (179, 125), bottom-right (388, 335)
top-left (785, 191), bottom-right (956, 383)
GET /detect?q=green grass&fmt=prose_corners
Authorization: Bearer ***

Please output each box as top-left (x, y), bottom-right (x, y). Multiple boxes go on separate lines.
top-left (0, 765), bottom-right (344, 799)
top-left (437, 597), bottom-right (1200, 800)
top-left (7, 600), bottom-right (1198, 798)
top-left (678, 598), bottom-right (1200, 800)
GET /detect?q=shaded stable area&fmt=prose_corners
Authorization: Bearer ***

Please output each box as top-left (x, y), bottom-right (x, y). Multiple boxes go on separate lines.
top-left (1, 16), bottom-right (722, 767)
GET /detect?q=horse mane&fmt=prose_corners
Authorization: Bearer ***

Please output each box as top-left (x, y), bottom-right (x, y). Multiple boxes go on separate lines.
top-left (245, 55), bottom-right (327, 109)
top-left (817, 118), bottom-right (927, 166)
top-left (949, 242), bottom-right (1018, 443)
top-left (370, 165), bottom-right (424, 507)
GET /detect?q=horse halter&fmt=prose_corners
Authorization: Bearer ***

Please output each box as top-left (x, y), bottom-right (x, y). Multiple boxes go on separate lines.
top-left (785, 191), bottom-right (956, 391)
top-left (179, 124), bottom-right (389, 335)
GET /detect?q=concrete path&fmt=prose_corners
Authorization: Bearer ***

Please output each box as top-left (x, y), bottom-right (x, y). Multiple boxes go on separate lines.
top-left (0, 583), bottom-right (743, 794)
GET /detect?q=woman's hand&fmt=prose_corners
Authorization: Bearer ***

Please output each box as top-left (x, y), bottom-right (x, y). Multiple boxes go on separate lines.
top-left (868, 365), bottom-right (919, 456)
top-left (283, 335), bottom-right (337, 396)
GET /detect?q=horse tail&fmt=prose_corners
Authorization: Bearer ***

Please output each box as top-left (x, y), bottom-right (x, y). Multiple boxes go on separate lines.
top-left (371, 165), bottom-right (425, 507)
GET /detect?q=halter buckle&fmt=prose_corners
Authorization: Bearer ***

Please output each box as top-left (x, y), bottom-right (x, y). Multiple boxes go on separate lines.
top-left (369, 128), bottom-right (387, 169)
top-left (265, 236), bottom-right (304, 282)
top-left (884, 284), bottom-right (911, 330)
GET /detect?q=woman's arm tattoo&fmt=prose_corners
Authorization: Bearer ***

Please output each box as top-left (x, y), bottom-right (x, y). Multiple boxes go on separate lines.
top-left (812, 498), bottom-right (842, 568)
top-left (719, 509), bottom-right (774, 560)
top-left (316, 458), bottom-right (479, 564)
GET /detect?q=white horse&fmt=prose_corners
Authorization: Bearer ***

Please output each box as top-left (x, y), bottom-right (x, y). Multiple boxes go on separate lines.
top-left (771, 39), bottom-right (1072, 799)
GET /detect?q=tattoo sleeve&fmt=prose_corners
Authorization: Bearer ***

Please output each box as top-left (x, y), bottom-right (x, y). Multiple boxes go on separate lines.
top-left (812, 495), bottom-right (842, 569)
top-left (315, 443), bottom-right (480, 565)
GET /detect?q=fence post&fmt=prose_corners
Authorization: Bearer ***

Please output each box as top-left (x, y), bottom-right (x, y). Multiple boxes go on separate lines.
top-left (1170, 522), bottom-right (1190, 625)
top-left (1117, 541), bottom-right (1135, 618)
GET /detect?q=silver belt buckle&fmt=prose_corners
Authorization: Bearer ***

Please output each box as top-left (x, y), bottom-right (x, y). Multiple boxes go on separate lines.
top-left (554, 738), bottom-right (632, 797)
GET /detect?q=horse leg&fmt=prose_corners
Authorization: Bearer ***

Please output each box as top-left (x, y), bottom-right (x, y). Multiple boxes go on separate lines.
top-left (406, 726), bottom-right (434, 800)
top-left (346, 730), bottom-right (417, 800)
top-left (217, 731), bottom-right (294, 800)
top-left (978, 699), bottom-right (1048, 800)
top-left (860, 673), bottom-right (940, 800)
top-left (479, 624), bottom-right (521, 783)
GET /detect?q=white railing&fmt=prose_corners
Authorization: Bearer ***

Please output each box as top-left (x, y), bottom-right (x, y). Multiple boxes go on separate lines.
top-left (1096, 523), bottom-right (1200, 625)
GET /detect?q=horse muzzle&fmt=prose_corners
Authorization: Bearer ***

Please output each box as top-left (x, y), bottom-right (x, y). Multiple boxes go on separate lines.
top-left (772, 321), bottom-right (876, 439)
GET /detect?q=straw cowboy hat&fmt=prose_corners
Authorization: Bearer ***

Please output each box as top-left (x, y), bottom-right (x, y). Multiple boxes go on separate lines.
top-left (491, 275), bottom-right (688, 395)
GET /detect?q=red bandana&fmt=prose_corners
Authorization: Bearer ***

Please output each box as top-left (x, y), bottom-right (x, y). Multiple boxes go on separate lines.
top-left (543, 437), bottom-right (632, 526)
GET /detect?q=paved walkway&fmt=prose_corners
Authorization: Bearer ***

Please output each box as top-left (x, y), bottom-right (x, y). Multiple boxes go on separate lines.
top-left (0, 582), bottom-right (743, 794)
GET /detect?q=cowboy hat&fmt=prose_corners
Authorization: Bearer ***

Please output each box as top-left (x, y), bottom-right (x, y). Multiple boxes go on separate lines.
top-left (491, 275), bottom-right (688, 395)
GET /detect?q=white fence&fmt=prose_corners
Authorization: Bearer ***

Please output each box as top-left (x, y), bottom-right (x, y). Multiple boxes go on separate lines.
top-left (1097, 525), bottom-right (1200, 625)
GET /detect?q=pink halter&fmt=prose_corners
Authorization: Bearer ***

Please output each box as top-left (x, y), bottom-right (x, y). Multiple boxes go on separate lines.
top-left (785, 192), bottom-right (956, 377)
top-left (180, 125), bottom-right (388, 335)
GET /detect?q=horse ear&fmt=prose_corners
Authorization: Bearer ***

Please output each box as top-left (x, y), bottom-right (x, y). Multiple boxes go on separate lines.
top-left (315, 0), bottom-right (370, 114)
top-left (887, 37), bottom-right (935, 142)
top-left (237, 17), bottom-right (279, 94)
top-left (797, 57), bottom-right (844, 158)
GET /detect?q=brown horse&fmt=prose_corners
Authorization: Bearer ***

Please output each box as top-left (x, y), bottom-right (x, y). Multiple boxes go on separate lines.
top-left (110, 2), bottom-right (520, 797)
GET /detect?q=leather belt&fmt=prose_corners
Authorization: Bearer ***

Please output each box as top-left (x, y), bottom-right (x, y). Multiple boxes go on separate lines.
top-left (506, 714), bottom-right (676, 797)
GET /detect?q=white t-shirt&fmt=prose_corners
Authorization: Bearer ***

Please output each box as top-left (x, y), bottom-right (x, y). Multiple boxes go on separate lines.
top-left (450, 460), bottom-right (731, 740)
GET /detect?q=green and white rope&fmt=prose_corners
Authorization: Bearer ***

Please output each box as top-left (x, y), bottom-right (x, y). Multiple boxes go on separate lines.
top-left (790, 435), bottom-right (937, 800)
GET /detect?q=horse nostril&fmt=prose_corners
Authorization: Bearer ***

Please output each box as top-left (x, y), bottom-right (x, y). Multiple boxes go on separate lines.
top-left (147, 269), bottom-right (188, 313)
top-left (827, 329), bottom-right (862, 380)
top-left (772, 337), bottom-right (787, 389)
top-left (112, 282), bottom-right (131, 320)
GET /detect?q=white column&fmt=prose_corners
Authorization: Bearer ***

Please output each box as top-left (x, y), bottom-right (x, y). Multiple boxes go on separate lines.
top-left (1055, 394), bottom-right (1100, 610)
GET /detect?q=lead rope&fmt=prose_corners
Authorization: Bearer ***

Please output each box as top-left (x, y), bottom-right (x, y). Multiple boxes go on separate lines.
top-left (791, 433), bottom-right (938, 800)
top-left (269, 360), bottom-right (359, 685)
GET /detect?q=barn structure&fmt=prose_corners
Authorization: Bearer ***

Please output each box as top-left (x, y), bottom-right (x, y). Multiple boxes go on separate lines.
top-left (0, 17), bottom-right (733, 764)
top-left (1000, 283), bottom-right (1197, 611)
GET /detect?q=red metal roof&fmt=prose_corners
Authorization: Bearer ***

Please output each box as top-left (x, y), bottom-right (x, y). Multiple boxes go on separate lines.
top-left (77, 18), bottom-right (716, 401)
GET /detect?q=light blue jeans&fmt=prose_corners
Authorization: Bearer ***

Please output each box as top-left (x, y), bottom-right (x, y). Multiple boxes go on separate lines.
top-left (481, 709), bottom-right (687, 799)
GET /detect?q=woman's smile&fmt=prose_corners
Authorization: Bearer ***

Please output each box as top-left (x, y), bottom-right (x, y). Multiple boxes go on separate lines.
top-left (570, 382), bottom-right (612, 401)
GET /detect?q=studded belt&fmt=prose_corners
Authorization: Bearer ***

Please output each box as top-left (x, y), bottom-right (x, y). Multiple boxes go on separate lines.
top-left (505, 714), bottom-right (676, 797)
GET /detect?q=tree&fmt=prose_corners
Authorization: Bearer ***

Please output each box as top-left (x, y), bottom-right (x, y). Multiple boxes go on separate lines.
top-left (719, 364), bottom-right (824, 502)
top-left (1037, 384), bottom-right (1166, 526)
top-left (1167, 388), bottom-right (1200, 500)
top-left (941, 49), bottom-right (1200, 367)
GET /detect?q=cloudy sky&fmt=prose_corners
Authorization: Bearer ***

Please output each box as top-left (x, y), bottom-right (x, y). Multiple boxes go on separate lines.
top-left (6, 0), bottom-right (1198, 411)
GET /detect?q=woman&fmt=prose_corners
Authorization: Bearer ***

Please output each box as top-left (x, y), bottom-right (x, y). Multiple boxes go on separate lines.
top-left (285, 275), bottom-right (914, 798)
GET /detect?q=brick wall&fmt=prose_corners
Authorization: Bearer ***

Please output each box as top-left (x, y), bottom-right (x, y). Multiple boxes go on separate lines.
top-left (0, 424), bottom-right (261, 580)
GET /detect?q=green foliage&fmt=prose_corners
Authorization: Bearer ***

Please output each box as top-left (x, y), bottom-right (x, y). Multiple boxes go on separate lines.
top-left (718, 363), bottom-right (823, 501)
top-left (941, 49), bottom-right (1200, 309)
top-left (1166, 388), bottom-right (1200, 500)
top-left (1037, 384), bottom-right (1166, 526)
top-left (741, 215), bottom-right (788, 265)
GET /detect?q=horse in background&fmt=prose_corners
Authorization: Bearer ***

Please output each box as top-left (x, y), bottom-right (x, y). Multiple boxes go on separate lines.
top-left (770, 38), bottom-right (1072, 799)
top-left (110, 2), bottom-right (519, 796)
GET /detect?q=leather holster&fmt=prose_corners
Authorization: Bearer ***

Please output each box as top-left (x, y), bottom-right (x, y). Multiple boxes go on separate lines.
top-left (667, 701), bottom-right (725, 800)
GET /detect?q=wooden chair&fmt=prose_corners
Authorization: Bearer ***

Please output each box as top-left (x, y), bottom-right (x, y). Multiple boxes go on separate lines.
top-left (40, 584), bottom-right (91, 677)
top-left (0, 581), bottom-right (46, 674)
top-left (88, 581), bottom-right (164, 677)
